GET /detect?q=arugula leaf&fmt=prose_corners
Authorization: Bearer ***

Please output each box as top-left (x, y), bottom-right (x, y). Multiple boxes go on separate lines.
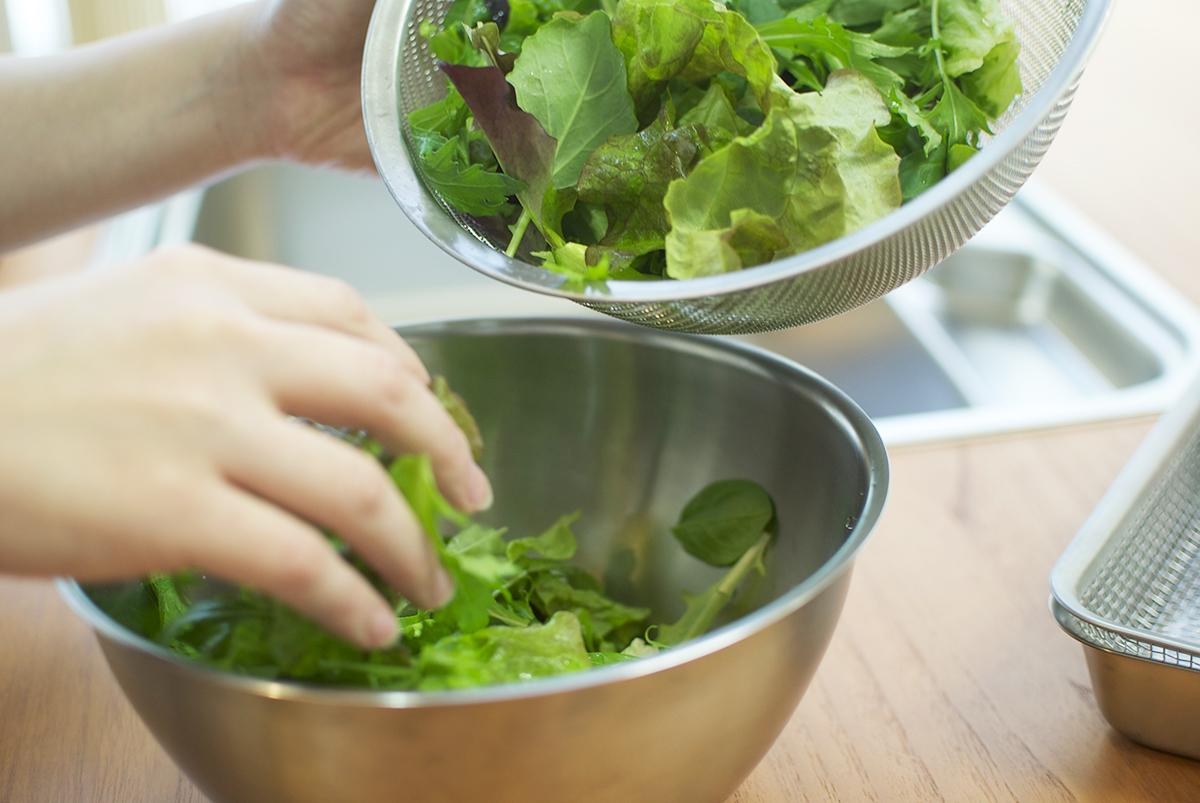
top-left (926, 76), bottom-right (989, 146)
top-left (148, 573), bottom-right (189, 631)
top-left (671, 479), bottom-right (777, 567)
top-left (410, 129), bottom-right (525, 217)
top-left (508, 12), bottom-right (639, 191)
top-left (506, 511), bottom-right (580, 561)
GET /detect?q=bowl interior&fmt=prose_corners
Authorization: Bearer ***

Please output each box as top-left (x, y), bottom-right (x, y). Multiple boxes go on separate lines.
top-left (404, 318), bottom-right (883, 627)
top-left (82, 318), bottom-right (886, 680)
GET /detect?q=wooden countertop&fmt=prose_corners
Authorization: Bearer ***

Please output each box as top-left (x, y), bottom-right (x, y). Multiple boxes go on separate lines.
top-left (4, 0), bottom-right (1200, 799)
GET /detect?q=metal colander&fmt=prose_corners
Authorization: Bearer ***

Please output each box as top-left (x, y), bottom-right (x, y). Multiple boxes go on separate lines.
top-left (363, 0), bottom-right (1114, 335)
top-left (1050, 370), bottom-right (1200, 759)
top-left (1052, 373), bottom-right (1200, 673)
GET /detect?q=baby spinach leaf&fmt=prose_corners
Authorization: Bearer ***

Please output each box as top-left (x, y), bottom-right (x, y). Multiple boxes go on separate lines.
top-left (508, 12), bottom-right (639, 191)
top-left (671, 478), bottom-right (777, 567)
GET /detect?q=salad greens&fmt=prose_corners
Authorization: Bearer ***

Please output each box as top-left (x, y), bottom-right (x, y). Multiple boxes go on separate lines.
top-left (407, 0), bottom-right (1021, 284)
top-left (91, 433), bottom-right (779, 691)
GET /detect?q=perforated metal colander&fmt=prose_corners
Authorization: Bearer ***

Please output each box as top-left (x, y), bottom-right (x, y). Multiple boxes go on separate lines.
top-left (363, 0), bottom-right (1113, 335)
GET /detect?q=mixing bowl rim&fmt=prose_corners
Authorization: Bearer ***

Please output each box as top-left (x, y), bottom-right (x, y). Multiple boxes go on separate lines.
top-left (59, 316), bottom-right (888, 708)
top-left (362, 0), bottom-right (1116, 303)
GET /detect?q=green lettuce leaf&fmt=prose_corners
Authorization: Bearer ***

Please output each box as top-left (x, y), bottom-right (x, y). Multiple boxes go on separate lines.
top-left (959, 37), bottom-right (1021, 118)
top-left (937, 0), bottom-right (1017, 78)
top-left (508, 12), bottom-right (639, 191)
top-left (664, 70), bottom-right (899, 278)
top-left (417, 610), bottom-right (593, 690)
top-left (612, 0), bottom-right (790, 119)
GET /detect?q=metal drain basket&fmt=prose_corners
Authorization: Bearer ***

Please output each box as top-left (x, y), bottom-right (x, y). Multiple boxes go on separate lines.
top-left (1051, 371), bottom-right (1200, 759)
top-left (363, 0), bottom-right (1115, 335)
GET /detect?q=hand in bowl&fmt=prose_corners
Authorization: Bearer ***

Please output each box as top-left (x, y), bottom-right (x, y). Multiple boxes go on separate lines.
top-left (0, 246), bottom-right (490, 649)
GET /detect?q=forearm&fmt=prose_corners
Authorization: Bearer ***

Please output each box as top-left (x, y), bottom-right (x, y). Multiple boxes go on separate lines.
top-left (0, 4), bottom-right (273, 253)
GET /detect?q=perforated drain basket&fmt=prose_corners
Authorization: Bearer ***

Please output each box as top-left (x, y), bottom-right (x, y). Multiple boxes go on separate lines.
top-left (1052, 371), bottom-right (1200, 759)
top-left (363, 0), bottom-right (1114, 335)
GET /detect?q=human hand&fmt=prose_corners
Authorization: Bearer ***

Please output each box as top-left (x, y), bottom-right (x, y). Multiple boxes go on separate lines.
top-left (0, 246), bottom-right (490, 649)
top-left (240, 0), bottom-right (380, 173)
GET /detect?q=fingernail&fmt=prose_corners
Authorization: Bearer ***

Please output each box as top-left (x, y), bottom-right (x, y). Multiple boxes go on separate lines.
top-left (367, 608), bottom-right (398, 649)
top-left (427, 567), bottom-right (455, 609)
top-left (467, 465), bottom-right (493, 512)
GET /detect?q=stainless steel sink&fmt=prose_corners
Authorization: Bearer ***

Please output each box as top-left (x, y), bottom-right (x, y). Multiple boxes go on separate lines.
top-left (90, 165), bottom-right (1200, 446)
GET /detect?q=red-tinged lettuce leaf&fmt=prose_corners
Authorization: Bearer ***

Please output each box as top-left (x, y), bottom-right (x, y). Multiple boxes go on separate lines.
top-left (612, 0), bottom-right (792, 120)
top-left (410, 129), bottom-right (525, 217)
top-left (576, 112), bottom-right (707, 256)
top-left (440, 62), bottom-right (569, 240)
top-left (677, 82), bottom-right (752, 137)
top-left (507, 12), bottom-right (639, 191)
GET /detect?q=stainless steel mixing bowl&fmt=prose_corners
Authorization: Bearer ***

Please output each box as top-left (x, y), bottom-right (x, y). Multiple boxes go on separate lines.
top-left (61, 318), bottom-right (888, 803)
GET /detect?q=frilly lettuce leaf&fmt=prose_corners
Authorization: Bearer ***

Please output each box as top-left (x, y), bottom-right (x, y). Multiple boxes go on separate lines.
top-left (508, 12), bottom-right (639, 191)
top-left (960, 37), bottom-right (1021, 118)
top-left (664, 70), bottom-right (900, 278)
top-left (612, 0), bottom-right (792, 119)
top-left (666, 208), bottom-right (789, 277)
top-left (937, 0), bottom-right (1017, 78)
top-left (416, 610), bottom-right (593, 690)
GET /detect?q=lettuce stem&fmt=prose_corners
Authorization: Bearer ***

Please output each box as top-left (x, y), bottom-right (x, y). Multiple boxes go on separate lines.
top-left (506, 207), bottom-right (532, 258)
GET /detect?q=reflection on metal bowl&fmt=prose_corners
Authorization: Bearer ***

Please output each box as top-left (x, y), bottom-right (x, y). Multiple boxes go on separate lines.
top-left (61, 318), bottom-right (887, 803)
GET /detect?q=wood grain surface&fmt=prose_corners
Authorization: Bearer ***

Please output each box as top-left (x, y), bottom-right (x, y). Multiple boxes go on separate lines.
top-left (3, 0), bottom-right (1200, 800)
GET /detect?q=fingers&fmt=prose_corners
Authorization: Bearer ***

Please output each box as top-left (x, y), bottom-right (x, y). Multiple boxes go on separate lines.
top-left (186, 486), bottom-right (402, 649)
top-left (171, 246), bottom-right (430, 383)
top-left (250, 318), bottom-right (493, 513)
top-left (221, 416), bottom-right (454, 610)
